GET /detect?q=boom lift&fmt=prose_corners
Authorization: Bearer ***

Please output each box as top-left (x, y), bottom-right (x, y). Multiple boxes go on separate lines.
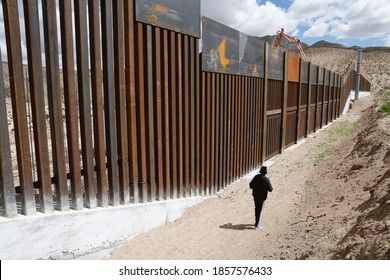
top-left (273, 28), bottom-right (309, 61)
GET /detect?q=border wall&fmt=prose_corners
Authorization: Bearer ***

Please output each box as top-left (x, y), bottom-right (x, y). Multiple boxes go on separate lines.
top-left (0, 0), bottom-right (370, 259)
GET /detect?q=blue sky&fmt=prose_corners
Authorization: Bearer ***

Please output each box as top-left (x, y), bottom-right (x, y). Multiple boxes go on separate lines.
top-left (202, 0), bottom-right (390, 47)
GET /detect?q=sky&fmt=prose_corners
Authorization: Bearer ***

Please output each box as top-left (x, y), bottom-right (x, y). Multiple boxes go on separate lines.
top-left (0, 0), bottom-right (389, 63)
top-left (201, 0), bottom-right (390, 47)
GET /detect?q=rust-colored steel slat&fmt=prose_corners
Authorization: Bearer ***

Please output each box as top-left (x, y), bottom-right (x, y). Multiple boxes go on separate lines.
top-left (169, 31), bottom-right (178, 199)
top-left (153, 27), bottom-right (164, 200)
top-left (176, 33), bottom-right (184, 198)
top-left (42, 0), bottom-right (69, 211)
top-left (236, 76), bottom-right (242, 179)
top-left (248, 77), bottom-right (255, 170)
top-left (89, 0), bottom-right (108, 207)
top-left (0, 47), bottom-right (17, 217)
top-left (205, 72), bottom-right (211, 194)
top-left (210, 72), bottom-right (216, 194)
top-left (113, 0), bottom-right (130, 205)
top-left (3, 0), bottom-right (36, 215)
top-left (102, 0), bottom-right (119, 205)
top-left (25, 0), bottom-right (55, 213)
top-left (296, 58), bottom-right (302, 145)
top-left (261, 43), bottom-right (269, 163)
top-left (183, 34), bottom-right (190, 196)
top-left (214, 74), bottom-right (220, 190)
top-left (281, 51), bottom-right (288, 153)
top-left (232, 76), bottom-right (238, 181)
top-left (194, 38), bottom-right (200, 195)
top-left (135, 23), bottom-right (148, 203)
top-left (226, 75), bottom-right (232, 185)
top-left (74, 0), bottom-right (97, 208)
top-left (243, 77), bottom-right (250, 173)
top-left (219, 74), bottom-right (224, 189)
top-left (200, 72), bottom-right (206, 194)
top-left (124, 1), bottom-right (139, 201)
top-left (146, 25), bottom-right (156, 201)
top-left (305, 63), bottom-right (312, 137)
top-left (231, 76), bottom-right (237, 181)
top-left (59, 0), bottom-right (83, 210)
top-left (162, 29), bottom-right (171, 199)
top-left (222, 74), bottom-right (228, 188)
top-left (190, 37), bottom-right (196, 196)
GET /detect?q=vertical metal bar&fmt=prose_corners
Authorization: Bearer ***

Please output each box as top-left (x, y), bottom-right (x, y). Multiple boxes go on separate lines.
top-left (101, 0), bottom-right (119, 205)
top-left (281, 52), bottom-right (288, 153)
top-left (169, 31), bottom-right (177, 199)
top-left (218, 74), bottom-right (223, 189)
top-left (3, 0), bottom-right (35, 215)
top-left (306, 63), bottom-right (312, 138)
top-left (296, 58), bottom-right (302, 143)
top-left (230, 76), bottom-right (236, 181)
top-left (42, 0), bottom-right (69, 211)
top-left (176, 33), bottom-right (183, 198)
top-left (200, 72), bottom-right (206, 195)
top-left (113, 0), bottom-right (129, 205)
top-left (237, 76), bottom-right (242, 177)
top-left (183, 35), bottom-right (190, 196)
top-left (135, 23), bottom-right (148, 203)
top-left (24, 0), bottom-right (54, 212)
top-left (74, 0), bottom-right (96, 208)
top-left (162, 29), bottom-right (171, 199)
top-left (0, 47), bottom-right (17, 217)
top-left (89, 0), bottom-right (108, 207)
top-left (235, 76), bottom-right (240, 178)
top-left (190, 37), bottom-right (196, 196)
top-left (146, 25), bottom-right (156, 202)
top-left (205, 72), bottom-right (211, 195)
top-left (261, 43), bottom-right (269, 164)
top-left (219, 75), bottom-right (228, 188)
top-left (195, 39), bottom-right (200, 195)
top-left (214, 74), bottom-right (220, 190)
top-left (154, 27), bottom-right (163, 201)
top-left (210, 73), bottom-right (216, 193)
top-left (124, 0), bottom-right (139, 204)
top-left (226, 75), bottom-right (232, 185)
top-left (59, 0), bottom-right (83, 210)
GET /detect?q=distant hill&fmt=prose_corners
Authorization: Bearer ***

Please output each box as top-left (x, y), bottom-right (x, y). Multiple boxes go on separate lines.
top-left (259, 35), bottom-right (310, 54)
top-left (308, 40), bottom-right (390, 53)
top-left (309, 40), bottom-right (348, 49)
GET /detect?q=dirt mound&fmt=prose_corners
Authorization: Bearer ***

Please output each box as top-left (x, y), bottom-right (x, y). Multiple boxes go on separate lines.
top-left (331, 105), bottom-right (390, 259)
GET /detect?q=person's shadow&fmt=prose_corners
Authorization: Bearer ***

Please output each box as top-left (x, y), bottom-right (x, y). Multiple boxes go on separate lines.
top-left (219, 223), bottom-right (254, 230)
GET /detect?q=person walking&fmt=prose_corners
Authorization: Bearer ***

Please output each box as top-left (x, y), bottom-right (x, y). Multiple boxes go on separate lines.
top-left (249, 166), bottom-right (273, 230)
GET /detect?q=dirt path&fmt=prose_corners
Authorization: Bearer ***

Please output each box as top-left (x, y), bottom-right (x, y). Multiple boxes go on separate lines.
top-left (108, 95), bottom-right (375, 260)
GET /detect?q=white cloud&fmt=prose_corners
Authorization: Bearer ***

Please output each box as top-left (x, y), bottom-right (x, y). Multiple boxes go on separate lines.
top-left (201, 0), bottom-right (390, 46)
top-left (201, 0), bottom-right (299, 37)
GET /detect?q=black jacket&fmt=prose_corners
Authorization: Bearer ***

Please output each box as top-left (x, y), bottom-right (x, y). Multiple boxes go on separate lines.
top-left (249, 174), bottom-right (273, 200)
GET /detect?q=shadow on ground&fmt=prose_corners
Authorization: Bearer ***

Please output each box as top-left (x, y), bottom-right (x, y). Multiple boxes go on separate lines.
top-left (219, 223), bottom-right (254, 230)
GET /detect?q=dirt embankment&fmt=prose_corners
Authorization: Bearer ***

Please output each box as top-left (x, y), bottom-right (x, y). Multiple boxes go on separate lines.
top-left (330, 104), bottom-right (390, 259)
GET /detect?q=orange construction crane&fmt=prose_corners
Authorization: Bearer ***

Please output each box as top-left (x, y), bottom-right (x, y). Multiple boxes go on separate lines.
top-left (273, 28), bottom-right (309, 61)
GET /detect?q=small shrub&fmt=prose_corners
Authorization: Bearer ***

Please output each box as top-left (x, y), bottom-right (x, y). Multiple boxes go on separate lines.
top-left (378, 103), bottom-right (390, 114)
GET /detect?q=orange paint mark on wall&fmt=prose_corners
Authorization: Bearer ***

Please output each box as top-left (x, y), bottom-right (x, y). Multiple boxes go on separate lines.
top-left (218, 38), bottom-right (229, 67)
top-left (154, 4), bottom-right (168, 13)
top-left (253, 64), bottom-right (257, 74)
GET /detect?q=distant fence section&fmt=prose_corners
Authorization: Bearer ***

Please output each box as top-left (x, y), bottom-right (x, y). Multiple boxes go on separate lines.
top-left (0, 0), bottom-right (371, 218)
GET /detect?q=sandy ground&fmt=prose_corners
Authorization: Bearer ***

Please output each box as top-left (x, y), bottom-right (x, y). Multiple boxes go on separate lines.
top-left (107, 94), bottom-right (378, 260)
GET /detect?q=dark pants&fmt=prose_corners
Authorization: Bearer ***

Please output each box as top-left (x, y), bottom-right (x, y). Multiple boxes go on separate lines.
top-left (254, 197), bottom-right (265, 227)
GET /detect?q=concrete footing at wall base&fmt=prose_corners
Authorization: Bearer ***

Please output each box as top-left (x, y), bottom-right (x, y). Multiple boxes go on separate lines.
top-left (0, 196), bottom-right (206, 260)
